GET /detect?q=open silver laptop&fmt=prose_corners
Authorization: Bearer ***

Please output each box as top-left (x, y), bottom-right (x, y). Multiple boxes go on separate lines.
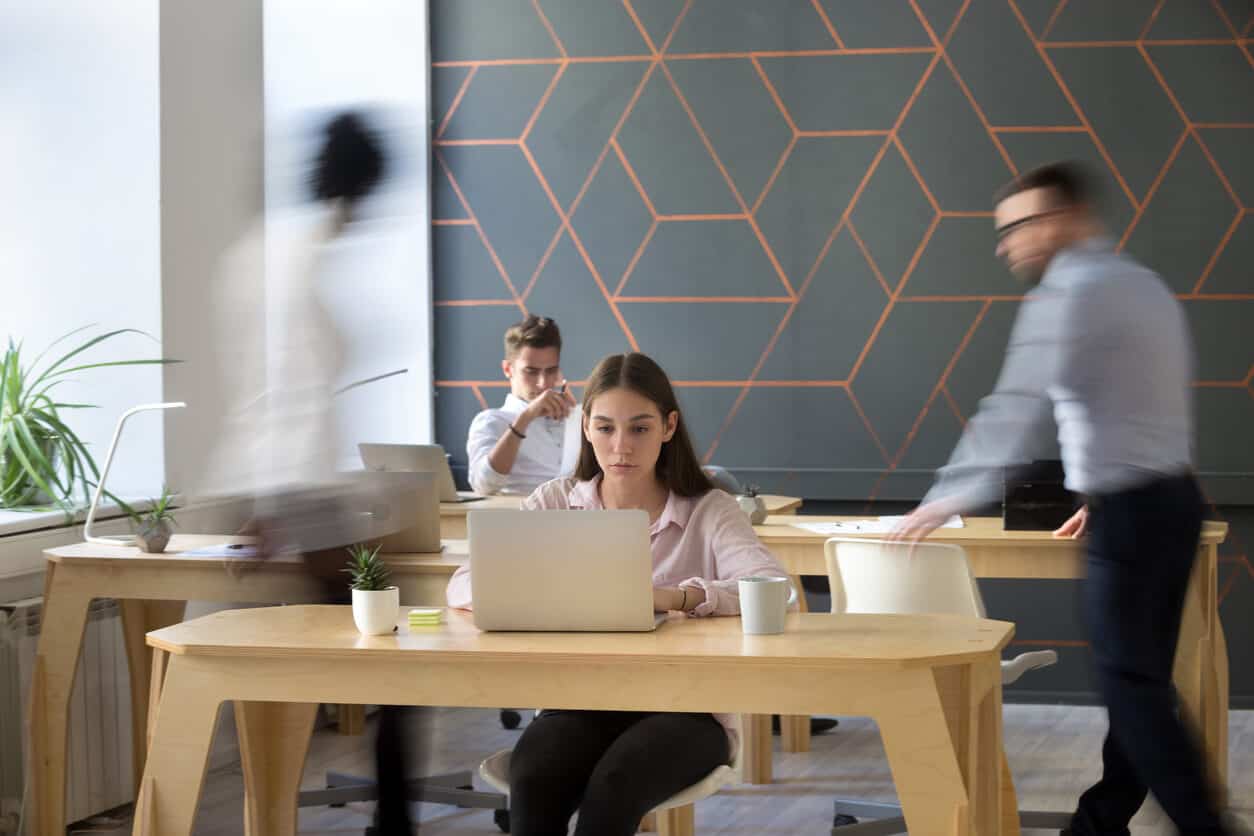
top-left (358, 442), bottom-right (483, 504)
top-left (468, 509), bottom-right (664, 632)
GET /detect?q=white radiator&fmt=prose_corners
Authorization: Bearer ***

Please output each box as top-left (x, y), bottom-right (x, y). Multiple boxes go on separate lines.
top-left (0, 597), bottom-right (134, 830)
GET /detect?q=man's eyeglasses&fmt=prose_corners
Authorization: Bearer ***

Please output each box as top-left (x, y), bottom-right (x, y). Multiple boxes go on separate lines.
top-left (995, 208), bottom-right (1068, 241)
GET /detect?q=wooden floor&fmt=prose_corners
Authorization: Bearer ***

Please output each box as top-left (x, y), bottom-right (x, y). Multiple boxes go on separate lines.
top-left (74, 705), bottom-right (1254, 835)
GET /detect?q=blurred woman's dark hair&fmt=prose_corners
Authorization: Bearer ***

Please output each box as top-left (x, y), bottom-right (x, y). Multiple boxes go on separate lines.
top-left (309, 112), bottom-right (387, 205)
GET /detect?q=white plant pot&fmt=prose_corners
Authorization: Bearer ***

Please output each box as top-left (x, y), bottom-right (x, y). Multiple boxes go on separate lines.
top-left (352, 587), bottom-right (400, 636)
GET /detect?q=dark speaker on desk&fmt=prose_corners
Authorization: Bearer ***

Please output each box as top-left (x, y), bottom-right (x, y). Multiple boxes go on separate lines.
top-left (1003, 459), bottom-right (1080, 531)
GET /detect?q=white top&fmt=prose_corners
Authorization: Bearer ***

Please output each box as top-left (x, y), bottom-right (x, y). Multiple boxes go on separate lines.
top-left (201, 209), bottom-right (344, 500)
top-left (465, 393), bottom-right (580, 495)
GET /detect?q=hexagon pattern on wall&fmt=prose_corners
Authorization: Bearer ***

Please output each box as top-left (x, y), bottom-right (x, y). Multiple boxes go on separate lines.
top-left (431, 0), bottom-right (1254, 603)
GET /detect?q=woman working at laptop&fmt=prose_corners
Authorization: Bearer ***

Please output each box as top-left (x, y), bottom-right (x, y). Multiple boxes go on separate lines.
top-left (447, 352), bottom-right (790, 836)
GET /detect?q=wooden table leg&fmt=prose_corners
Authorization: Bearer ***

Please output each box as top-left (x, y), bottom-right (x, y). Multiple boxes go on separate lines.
top-left (1000, 750), bottom-right (1021, 836)
top-left (147, 649), bottom-right (169, 750)
top-left (131, 657), bottom-right (224, 836)
top-left (121, 600), bottom-right (187, 792)
top-left (879, 662), bottom-right (1007, 836)
top-left (337, 703), bottom-right (366, 735)
top-left (236, 700), bottom-right (319, 836)
top-left (657, 803), bottom-right (695, 836)
top-left (781, 573), bottom-right (811, 754)
top-left (740, 713), bottom-right (772, 785)
top-left (1173, 541), bottom-right (1228, 803)
top-left (27, 562), bottom-right (92, 836)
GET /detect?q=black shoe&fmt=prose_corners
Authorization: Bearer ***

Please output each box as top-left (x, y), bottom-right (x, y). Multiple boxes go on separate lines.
top-left (770, 715), bottom-right (839, 735)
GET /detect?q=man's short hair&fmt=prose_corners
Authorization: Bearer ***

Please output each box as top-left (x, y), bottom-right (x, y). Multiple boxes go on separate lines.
top-left (504, 315), bottom-right (561, 360)
top-left (994, 161), bottom-right (1099, 209)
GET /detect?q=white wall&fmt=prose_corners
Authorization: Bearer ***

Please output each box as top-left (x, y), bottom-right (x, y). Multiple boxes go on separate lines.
top-left (0, 0), bottom-right (432, 508)
top-left (0, 1), bottom-right (163, 500)
top-left (159, 0), bottom-right (267, 498)
top-left (265, 0), bottom-right (434, 466)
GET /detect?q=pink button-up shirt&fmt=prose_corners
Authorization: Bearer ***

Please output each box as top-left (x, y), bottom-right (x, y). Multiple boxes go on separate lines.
top-left (445, 475), bottom-right (791, 754)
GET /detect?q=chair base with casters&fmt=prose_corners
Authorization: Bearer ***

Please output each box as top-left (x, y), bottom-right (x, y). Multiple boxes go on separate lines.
top-left (296, 707), bottom-right (509, 829)
top-left (824, 536), bottom-right (1072, 835)
top-left (297, 768), bottom-right (510, 830)
top-left (479, 720), bottom-right (741, 836)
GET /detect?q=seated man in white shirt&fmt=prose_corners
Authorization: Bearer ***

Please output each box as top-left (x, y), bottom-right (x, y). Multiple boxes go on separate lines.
top-left (466, 314), bottom-right (579, 495)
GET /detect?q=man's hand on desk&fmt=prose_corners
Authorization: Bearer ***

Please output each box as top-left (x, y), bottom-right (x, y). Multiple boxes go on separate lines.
top-left (1053, 505), bottom-right (1089, 539)
top-left (891, 497), bottom-right (965, 544)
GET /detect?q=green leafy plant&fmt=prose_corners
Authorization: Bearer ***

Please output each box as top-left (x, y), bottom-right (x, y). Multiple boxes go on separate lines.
top-left (128, 485), bottom-right (178, 530)
top-left (0, 326), bottom-right (177, 513)
top-left (343, 543), bottom-right (392, 591)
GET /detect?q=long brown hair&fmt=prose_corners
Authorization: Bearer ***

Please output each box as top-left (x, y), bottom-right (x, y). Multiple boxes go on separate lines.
top-left (575, 353), bottom-right (715, 498)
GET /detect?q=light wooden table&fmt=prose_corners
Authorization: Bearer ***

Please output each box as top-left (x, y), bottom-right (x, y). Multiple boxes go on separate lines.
top-left (440, 494), bottom-right (803, 539)
top-left (754, 515), bottom-right (1232, 800)
top-left (28, 535), bottom-right (461, 836)
top-left (134, 605), bottom-right (1017, 836)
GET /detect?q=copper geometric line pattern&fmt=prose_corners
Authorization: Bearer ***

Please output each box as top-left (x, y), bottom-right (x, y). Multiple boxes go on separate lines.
top-left (433, 0), bottom-right (1254, 502)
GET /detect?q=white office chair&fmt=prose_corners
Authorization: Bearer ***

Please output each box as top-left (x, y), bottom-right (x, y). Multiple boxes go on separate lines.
top-left (479, 714), bottom-right (742, 836)
top-left (824, 537), bottom-right (1071, 835)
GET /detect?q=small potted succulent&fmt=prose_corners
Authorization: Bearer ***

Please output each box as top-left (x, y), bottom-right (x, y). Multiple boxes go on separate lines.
top-left (736, 483), bottom-right (768, 525)
top-left (129, 486), bottom-right (177, 553)
top-left (343, 543), bottom-right (399, 635)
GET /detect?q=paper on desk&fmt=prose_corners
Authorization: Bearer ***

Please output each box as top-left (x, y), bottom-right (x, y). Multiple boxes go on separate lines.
top-left (180, 543), bottom-right (261, 558)
top-left (790, 516), bottom-right (964, 535)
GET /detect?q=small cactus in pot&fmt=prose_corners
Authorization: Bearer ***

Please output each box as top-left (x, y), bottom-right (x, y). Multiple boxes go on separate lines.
top-left (736, 483), bottom-right (768, 525)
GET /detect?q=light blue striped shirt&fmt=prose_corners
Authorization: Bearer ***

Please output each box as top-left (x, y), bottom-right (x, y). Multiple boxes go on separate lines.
top-left (926, 237), bottom-right (1194, 505)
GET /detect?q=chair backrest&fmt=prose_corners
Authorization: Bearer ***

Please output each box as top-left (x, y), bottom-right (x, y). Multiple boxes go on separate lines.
top-left (824, 538), bottom-right (986, 618)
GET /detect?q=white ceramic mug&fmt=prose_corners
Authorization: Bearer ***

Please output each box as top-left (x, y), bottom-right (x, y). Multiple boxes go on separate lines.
top-left (738, 576), bottom-right (798, 635)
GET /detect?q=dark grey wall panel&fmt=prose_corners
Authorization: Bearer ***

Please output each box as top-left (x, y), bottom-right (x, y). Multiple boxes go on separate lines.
top-left (898, 64), bottom-right (1015, 211)
top-left (758, 230), bottom-right (889, 380)
top-left (439, 64), bottom-right (558, 141)
top-left (535, 0), bottom-right (652, 57)
top-left (1205, 217), bottom-right (1254, 296)
top-left (617, 71), bottom-right (741, 215)
top-left (947, 0), bottom-right (1078, 127)
top-left (667, 58), bottom-right (793, 204)
top-left (623, 220), bottom-right (785, 297)
top-left (1049, 46), bottom-right (1184, 201)
top-left (524, 235), bottom-right (634, 381)
top-left (528, 62), bottom-right (649, 209)
top-left (432, 0), bottom-right (1254, 702)
top-left (755, 135), bottom-right (884, 283)
top-left (817, 0), bottom-right (932, 47)
top-left (1123, 137), bottom-right (1241, 294)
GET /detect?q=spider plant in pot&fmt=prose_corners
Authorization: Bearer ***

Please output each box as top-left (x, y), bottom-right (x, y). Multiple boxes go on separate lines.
top-left (1, 326), bottom-right (177, 514)
top-left (129, 486), bottom-right (177, 553)
top-left (343, 543), bottom-right (399, 635)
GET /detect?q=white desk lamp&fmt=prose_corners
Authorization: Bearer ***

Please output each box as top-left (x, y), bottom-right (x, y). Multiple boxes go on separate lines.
top-left (83, 402), bottom-right (186, 545)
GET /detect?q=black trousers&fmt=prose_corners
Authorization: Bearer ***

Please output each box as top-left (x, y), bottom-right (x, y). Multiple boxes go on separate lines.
top-left (306, 546), bottom-right (416, 835)
top-left (508, 710), bottom-right (730, 836)
top-left (1070, 473), bottom-right (1225, 836)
